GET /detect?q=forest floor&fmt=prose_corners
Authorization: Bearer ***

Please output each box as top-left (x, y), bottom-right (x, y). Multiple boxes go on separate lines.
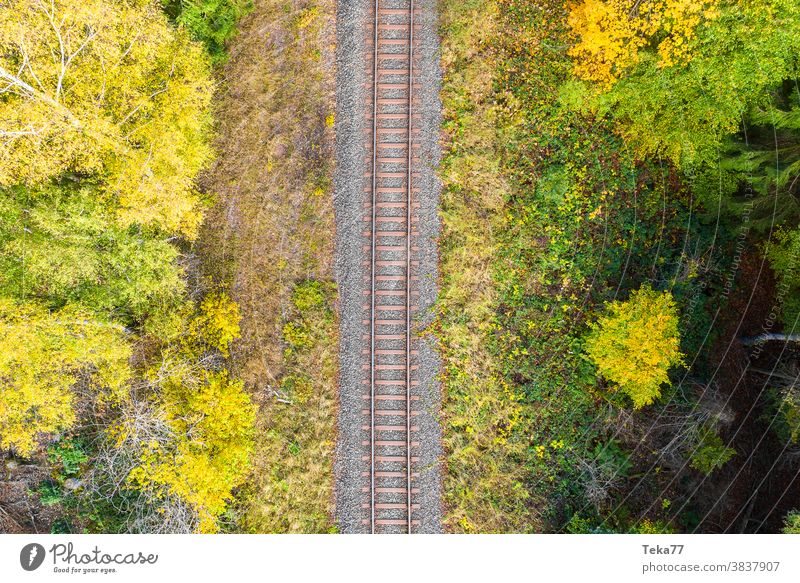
top-left (691, 251), bottom-right (800, 533)
top-left (197, 0), bottom-right (339, 533)
top-left (0, 459), bottom-right (58, 533)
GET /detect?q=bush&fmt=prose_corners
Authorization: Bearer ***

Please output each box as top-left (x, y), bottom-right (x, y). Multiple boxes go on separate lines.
top-left (47, 439), bottom-right (89, 477)
top-left (38, 482), bottom-right (63, 507)
top-left (187, 292), bottom-right (242, 355)
top-left (163, 0), bottom-right (252, 63)
top-left (784, 510), bottom-right (800, 534)
top-left (585, 286), bottom-right (685, 409)
top-left (689, 425), bottom-right (736, 475)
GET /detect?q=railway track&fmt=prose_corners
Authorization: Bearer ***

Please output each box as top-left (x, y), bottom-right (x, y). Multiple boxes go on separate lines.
top-left (362, 0), bottom-right (419, 534)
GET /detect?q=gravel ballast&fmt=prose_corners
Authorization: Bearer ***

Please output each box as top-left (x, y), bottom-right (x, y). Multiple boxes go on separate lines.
top-left (333, 0), bottom-right (443, 534)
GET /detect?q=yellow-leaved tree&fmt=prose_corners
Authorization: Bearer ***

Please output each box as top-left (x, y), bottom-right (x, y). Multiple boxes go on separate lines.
top-left (187, 292), bottom-right (242, 357)
top-left (567, 0), bottom-right (719, 86)
top-left (107, 293), bottom-right (254, 533)
top-left (585, 286), bottom-right (684, 409)
top-left (0, 0), bottom-right (213, 237)
top-left (127, 371), bottom-right (256, 533)
top-left (0, 299), bottom-right (131, 455)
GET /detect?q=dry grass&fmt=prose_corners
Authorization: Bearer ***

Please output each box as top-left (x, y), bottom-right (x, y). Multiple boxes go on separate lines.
top-left (437, 0), bottom-right (545, 532)
top-left (196, 0), bottom-right (337, 533)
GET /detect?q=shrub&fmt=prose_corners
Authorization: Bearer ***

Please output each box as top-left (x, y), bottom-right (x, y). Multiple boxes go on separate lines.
top-left (187, 292), bottom-right (242, 356)
top-left (784, 510), bottom-right (800, 534)
top-left (585, 286), bottom-right (685, 409)
top-left (47, 439), bottom-right (89, 477)
top-left (162, 0), bottom-right (252, 63)
top-left (689, 425), bottom-right (736, 475)
top-left (39, 482), bottom-right (63, 507)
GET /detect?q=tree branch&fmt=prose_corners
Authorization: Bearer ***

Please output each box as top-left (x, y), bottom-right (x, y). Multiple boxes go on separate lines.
top-left (0, 65), bottom-right (82, 129)
top-left (740, 333), bottom-right (800, 346)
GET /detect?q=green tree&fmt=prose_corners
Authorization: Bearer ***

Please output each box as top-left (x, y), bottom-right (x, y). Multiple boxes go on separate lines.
top-left (0, 298), bottom-right (131, 455)
top-left (0, 183), bottom-right (185, 330)
top-left (784, 510), bottom-right (800, 533)
top-left (0, 0), bottom-right (214, 237)
top-left (764, 228), bottom-right (800, 326)
top-left (720, 91), bottom-right (800, 228)
top-left (689, 424), bottom-right (736, 475)
top-left (568, 0), bottom-right (800, 169)
top-left (161, 0), bottom-right (252, 63)
top-left (585, 286), bottom-right (685, 409)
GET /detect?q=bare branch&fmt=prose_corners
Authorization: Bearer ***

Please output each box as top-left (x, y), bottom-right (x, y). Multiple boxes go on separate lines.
top-left (0, 65), bottom-right (83, 128)
top-left (0, 127), bottom-right (42, 138)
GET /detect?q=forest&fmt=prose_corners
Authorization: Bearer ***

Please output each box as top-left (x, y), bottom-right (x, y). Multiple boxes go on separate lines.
top-left (439, 0), bottom-right (800, 533)
top-left (0, 0), bottom-right (337, 534)
top-left (0, 0), bottom-right (260, 533)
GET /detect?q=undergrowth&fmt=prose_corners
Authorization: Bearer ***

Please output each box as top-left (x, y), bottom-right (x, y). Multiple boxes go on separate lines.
top-left (438, 0), bottom-right (721, 532)
top-left (240, 281), bottom-right (338, 533)
top-left (196, 0), bottom-right (338, 532)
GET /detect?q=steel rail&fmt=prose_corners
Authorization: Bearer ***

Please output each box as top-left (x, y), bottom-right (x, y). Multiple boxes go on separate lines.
top-left (369, 0), bottom-right (379, 536)
top-left (405, 0), bottom-right (414, 536)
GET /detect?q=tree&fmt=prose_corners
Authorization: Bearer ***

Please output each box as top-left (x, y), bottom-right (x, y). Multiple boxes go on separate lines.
top-left (0, 299), bottom-right (131, 455)
top-left (778, 386), bottom-right (800, 445)
top-left (567, 0), bottom-right (718, 87)
top-left (567, 0), bottom-right (800, 168)
top-left (720, 91), bottom-right (800, 229)
top-left (748, 360), bottom-right (800, 446)
top-left (688, 424), bottom-right (736, 475)
top-left (122, 371), bottom-right (256, 533)
top-left (585, 286), bottom-right (684, 409)
top-left (0, 0), bottom-right (214, 238)
top-left (161, 0), bottom-right (252, 63)
top-left (764, 227), bottom-right (800, 327)
top-left (0, 183), bottom-right (185, 330)
top-left (88, 292), bottom-right (253, 533)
